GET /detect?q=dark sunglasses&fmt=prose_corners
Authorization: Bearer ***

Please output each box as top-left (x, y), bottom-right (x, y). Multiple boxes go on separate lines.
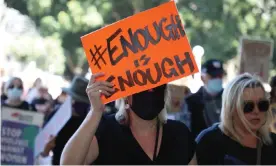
top-left (243, 100), bottom-right (270, 113)
top-left (8, 85), bottom-right (23, 90)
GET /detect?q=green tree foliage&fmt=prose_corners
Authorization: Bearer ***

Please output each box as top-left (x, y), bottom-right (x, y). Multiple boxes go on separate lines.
top-left (5, 0), bottom-right (276, 79)
top-left (177, 0), bottom-right (276, 63)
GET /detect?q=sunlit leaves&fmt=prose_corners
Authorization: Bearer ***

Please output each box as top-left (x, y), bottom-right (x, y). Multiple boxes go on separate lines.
top-left (27, 0), bottom-right (52, 16)
top-left (57, 11), bottom-right (72, 31)
top-left (40, 16), bottom-right (60, 36)
top-left (83, 6), bottom-right (103, 28)
top-left (6, 0), bottom-right (276, 76)
top-left (7, 35), bottom-right (65, 74)
top-left (245, 14), bottom-right (256, 29)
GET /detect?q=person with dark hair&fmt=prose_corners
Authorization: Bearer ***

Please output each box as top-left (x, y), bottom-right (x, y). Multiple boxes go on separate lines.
top-left (53, 90), bottom-right (68, 110)
top-left (1, 81), bottom-right (8, 101)
top-left (60, 73), bottom-right (196, 165)
top-left (181, 59), bottom-right (225, 138)
top-left (38, 76), bottom-right (90, 165)
top-left (26, 78), bottom-right (42, 104)
top-left (41, 90), bottom-right (68, 128)
top-left (2, 77), bottom-right (30, 110)
top-left (270, 75), bottom-right (276, 133)
top-left (270, 76), bottom-right (276, 103)
top-left (31, 86), bottom-right (53, 113)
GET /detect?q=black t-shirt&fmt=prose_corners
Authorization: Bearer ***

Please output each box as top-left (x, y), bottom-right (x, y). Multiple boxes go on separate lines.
top-left (52, 116), bottom-right (85, 165)
top-left (1, 94), bottom-right (8, 101)
top-left (2, 100), bottom-right (31, 111)
top-left (93, 114), bottom-right (196, 165)
top-left (196, 123), bottom-right (276, 165)
top-left (30, 98), bottom-right (49, 111)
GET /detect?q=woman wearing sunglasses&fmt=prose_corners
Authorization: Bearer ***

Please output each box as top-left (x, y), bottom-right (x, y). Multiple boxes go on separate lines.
top-left (2, 77), bottom-right (30, 111)
top-left (196, 73), bottom-right (276, 165)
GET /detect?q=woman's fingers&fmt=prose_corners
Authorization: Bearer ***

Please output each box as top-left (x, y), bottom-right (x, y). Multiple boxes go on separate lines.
top-left (99, 90), bottom-right (111, 96)
top-left (88, 72), bottom-right (105, 87)
top-left (100, 81), bottom-right (113, 87)
top-left (86, 72), bottom-right (115, 100)
top-left (87, 81), bottom-right (114, 93)
top-left (96, 86), bottom-right (114, 94)
top-left (87, 85), bottom-right (114, 97)
top-left (86, 81), bottom-right (101, 92)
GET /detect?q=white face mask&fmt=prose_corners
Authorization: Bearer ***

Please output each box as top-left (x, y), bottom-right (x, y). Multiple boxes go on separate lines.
top-left (205, 78), bottom-right (223, 94)
top-left (7, 88), bottom-right (23, 100)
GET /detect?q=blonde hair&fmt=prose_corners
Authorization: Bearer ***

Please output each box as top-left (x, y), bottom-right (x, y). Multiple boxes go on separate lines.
top-left (115, 98), bottom-right (167, 125)
top-left (220, 73), bottom-right (273, 145)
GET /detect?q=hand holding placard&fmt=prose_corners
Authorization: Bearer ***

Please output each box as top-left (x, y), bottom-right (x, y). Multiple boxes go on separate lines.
top-left (81, 1), bottom-right (199, 103)
top-left (86, 72), bottom-right (114, 112)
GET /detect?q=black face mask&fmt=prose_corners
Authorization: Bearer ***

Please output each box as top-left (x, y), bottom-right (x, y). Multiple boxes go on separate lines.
top-left (131, 85), bottom-right (166, 120)
top-left (72, 101), bottom-right (90, 117)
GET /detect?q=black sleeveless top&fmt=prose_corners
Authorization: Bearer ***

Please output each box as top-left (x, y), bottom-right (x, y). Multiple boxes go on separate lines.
top-left (93, 114), bottom-right (196, 165)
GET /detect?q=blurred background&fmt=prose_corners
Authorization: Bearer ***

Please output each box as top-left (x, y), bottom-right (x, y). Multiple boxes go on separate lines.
top-left (1, 0), bottom-right (276, 95)
top-left (1, 0), bottom-right (276, 165)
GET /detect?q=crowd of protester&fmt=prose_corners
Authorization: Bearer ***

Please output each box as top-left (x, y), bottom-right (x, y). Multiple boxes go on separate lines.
top-left (1, 59), bottom-right (276, 165)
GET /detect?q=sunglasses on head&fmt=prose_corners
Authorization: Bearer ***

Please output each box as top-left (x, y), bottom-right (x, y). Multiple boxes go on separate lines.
top-left (243, 99), bottom-right (270, 113)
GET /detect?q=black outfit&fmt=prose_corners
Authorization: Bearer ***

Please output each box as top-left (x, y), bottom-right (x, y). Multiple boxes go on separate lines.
top-left (43, 109), bottom-right (57, 127)
top-left (1, 99), bottom-right (31, 111)
top-left (53, 99), bottom-right (63, 111)
top-left (1, 94), bottom-right (7, 101)
top-left (104, 101), bottom-right (118, 115)
top-left (184, 87), bottom-right (223, 138)
top-left (93, 114), bottom-right (196, 165)
top-left (52, 116), bottom-right (85, 165)
top-left (196, 124), bottom-right (276, 165)
top-left (31, 98), bottom-right (49, 111)
top-left (42, 100), bottom-right (64, 127)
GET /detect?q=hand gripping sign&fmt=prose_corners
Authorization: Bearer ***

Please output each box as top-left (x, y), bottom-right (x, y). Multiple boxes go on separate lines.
top-left (81, 1), bottom-right (199, 104)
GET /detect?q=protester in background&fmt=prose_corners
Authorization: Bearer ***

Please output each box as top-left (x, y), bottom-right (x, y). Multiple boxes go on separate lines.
top-left (53, 90), bottom-right (68, 111)
top-left (196, 73), bottom-right (276, 165)
top-left (271, 76), bottom-right (276, 103)
top-left (61, 73), bottom-right (196, 165)
top-left (1, 77), bottom-right (31, 110)
top-left (166, 85), bottom-right (191, 121)
top-left (42, 90), bottom-right (68, 127)
top-left (31, 86), bottom-right (53, 113)
top-left (38, 76), bottom-right (90, 165)
top-left (26, 78), bottom-right (42, 104)
top-left (181, 59), bottom-right (225, 138)
top-left (1, 81), bottom-right (8, 101)
top-left (270, 75), bottom-right (276, 133)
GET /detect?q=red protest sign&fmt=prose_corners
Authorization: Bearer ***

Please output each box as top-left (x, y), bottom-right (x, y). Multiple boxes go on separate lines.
top-left (81, 1), bottom-right (199, 104)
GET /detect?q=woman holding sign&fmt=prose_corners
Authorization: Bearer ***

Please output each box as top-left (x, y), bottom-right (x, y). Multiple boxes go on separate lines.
top-left (61, 73), bottom-right (196, 165)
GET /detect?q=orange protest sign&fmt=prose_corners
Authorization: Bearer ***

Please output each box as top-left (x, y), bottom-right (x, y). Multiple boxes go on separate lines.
top-left (81, 1), bottom-right (199, 104)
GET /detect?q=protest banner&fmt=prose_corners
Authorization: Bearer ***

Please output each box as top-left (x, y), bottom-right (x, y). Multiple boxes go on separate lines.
top-left (81, 1), bottom-right (199, 103)
top-left (238, 37), bottom-right (274, 82)
top-left (1, 107), bottom-right (44, 165)
top-left (34, 96), bottom-right (72, 158)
